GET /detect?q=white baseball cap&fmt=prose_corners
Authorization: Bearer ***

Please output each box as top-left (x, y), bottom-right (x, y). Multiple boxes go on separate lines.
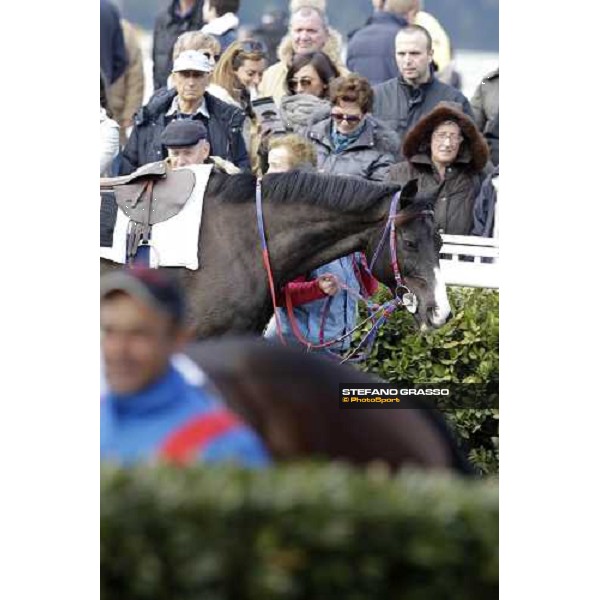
top-left (172, 50), bottom-right (214, 74)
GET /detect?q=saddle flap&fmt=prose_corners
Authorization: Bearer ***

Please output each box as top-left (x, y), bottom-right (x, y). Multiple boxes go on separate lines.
top-left (114, 168), bottom-right (196, 225)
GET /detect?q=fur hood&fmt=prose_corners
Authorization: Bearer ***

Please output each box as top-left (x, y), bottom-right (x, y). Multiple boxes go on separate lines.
top-left (276, 27), bottom-right (346, 68)
top-left (308, 111), bottom-right (400, 156)
top-left (402, 101), bottom-right (489, 171)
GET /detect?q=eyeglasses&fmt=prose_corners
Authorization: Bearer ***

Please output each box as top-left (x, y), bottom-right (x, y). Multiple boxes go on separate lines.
top-left (289, 77), bottom-right (316, 90)
top-left (432, 131), bottom-right (463, 144)
top-left (331, 112), bottom-right (363, 124)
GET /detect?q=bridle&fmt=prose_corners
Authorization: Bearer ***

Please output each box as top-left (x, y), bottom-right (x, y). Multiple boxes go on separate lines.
top-left (368, 191), bottom-right (435, 308)
top-left (255, 181), bottom-right (434, 361)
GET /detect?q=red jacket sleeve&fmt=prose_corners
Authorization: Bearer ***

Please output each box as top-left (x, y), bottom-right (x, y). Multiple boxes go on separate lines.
top-left (275, 275), bottom-right (328, 307)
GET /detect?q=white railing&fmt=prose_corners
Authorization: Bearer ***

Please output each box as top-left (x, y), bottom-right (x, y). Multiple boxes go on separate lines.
top-left (440, 235), bottom-right (499, 289)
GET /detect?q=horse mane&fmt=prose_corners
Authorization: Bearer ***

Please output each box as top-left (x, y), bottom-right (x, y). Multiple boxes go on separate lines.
top-left (209, 170), bottom-right (403, 213)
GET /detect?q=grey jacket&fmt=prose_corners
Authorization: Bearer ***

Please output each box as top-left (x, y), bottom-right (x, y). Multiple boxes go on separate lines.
top-left (372, 73), bottom-right (474, 158)
top-left (306, 112), bottom-right (399, 181)
top-left (280, 93), bottom-right (331, 135)
top-left (471, 68), bottom-right (499, 133)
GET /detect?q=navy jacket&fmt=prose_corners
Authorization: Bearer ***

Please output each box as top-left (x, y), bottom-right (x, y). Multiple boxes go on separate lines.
top-left (152, 0), bottom-right (204, 91)
top-left (346, 12), bottom-right (408, 86)
top-left (100, 0), bottom-right (128, 84)
top-left (120, 88), bottom-right (249, 174)
top-left (373, 72), bottom-right (475, 159)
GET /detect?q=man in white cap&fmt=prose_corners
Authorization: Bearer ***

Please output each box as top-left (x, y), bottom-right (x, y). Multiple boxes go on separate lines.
top-left (120, 49), bottom-right (249, 174)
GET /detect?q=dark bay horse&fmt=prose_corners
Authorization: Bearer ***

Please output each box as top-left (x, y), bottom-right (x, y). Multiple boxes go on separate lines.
top-left (101, 170), bottom-right (451, 337)
top-left (185, 337), bottom-right (472, 474)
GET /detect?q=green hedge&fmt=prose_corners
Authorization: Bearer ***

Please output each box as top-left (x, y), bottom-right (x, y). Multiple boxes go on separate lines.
top-left (102, 463), bottom-right (498, 599)
top-left (359, 287), bottom-right (499, 475)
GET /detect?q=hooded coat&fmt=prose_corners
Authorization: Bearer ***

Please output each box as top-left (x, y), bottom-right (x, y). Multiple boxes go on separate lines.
top-left (306, 107), bottom-right (400, 181)
top-left (388, 102), bottom-right (491, 235)
top-left (258, 30), bottom-right (348, 105)
top-left (119, 88), bottom-right (249, 175)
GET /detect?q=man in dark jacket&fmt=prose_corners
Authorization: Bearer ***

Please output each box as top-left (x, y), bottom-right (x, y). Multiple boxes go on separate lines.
top-left (372, 25), bottom-right (473, 158)
top-left (152, 0), bottom-right (204, 91)
top-left (120, 50), bottom-right (249, 175)
top-left (100, 0), bottom-right (128, 84)
top-left (346, 0), bottom-right (419, 86)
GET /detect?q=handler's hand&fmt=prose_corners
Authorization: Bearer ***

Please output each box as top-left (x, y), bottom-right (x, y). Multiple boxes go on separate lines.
top-left (317, 275), bottom-right (339, 296)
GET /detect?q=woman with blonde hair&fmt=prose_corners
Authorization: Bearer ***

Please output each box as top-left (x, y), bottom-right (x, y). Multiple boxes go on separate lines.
top-left (266, 133), bottom-right (317, 173)
top-left (208, 40), bottom-right (268, 172)
top-left (209, 40), bottom-right (267, 107)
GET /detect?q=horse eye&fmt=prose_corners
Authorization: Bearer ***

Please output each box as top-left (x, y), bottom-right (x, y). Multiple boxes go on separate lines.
top-left (403, 239), bottom-right (418, 251)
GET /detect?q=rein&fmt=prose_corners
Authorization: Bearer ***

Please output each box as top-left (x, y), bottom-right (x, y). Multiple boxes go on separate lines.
top-left (255, 182), bottom-right (432, 362)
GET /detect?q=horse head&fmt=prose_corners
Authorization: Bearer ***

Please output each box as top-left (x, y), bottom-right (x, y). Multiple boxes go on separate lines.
top-left (370, 180), bottom-right (452, 331)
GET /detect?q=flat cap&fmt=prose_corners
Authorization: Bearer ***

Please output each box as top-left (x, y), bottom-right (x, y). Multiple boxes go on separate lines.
top-left (160, 119), bottom-right (208, 148)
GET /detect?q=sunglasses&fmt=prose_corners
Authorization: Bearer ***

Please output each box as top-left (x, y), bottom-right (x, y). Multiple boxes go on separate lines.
top-left (331, 112), bottom-right (363, 124)
top-left (237, 40), bottom-right (267, 56)
top-left (202, 51), bottom-right (220, 62)
top-left (289, 77), bottom-right (316, 90)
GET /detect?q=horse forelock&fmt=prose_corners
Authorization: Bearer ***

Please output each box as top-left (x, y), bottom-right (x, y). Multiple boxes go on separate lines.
top-left (206, 170), bottom-right (402, 212)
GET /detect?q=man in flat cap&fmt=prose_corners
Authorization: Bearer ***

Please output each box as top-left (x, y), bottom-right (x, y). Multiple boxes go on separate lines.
top-left (120, 49), bottom-right (249, 174)
top-left (160, 119), bottom-right (240, 172)
top-left (100, 266), bottom-right (270, 466)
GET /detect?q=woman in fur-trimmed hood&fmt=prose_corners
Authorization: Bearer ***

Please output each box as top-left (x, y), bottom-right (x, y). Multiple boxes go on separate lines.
top-left (258, 6), bottom-right (348, 105)
top-left (388, 101), bottom-right (492, 235)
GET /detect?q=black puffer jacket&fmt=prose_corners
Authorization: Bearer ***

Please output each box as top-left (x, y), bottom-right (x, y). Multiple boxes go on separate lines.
top-left (152, 0), bottom-right (203, 91)
top-left (119, 88), bottom-right (249, 175)
top-left (372, 69), bottom-right (474, 159)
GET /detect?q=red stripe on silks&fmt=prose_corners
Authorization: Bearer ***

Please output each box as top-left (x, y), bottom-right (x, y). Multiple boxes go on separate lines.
top-left (159, 410), bottom-right (242, 464)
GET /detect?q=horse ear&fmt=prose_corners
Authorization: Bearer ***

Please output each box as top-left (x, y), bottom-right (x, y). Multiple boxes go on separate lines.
top-left (399, 179), bottom-right (419, 209)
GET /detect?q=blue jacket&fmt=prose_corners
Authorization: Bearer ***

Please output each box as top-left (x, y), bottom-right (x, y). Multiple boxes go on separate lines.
top-left (100, 0), bottom-right (128, 84)
top-left (346, 12), bottom-right (408, 86)
top-left (101, 366), bottom-right (270, 466)
top-left (215, 28), bottom-right (238, 53)
top-left (120, 87), bottom-right (249, 174)
top-left (274, 254), bottom-right (364, 353)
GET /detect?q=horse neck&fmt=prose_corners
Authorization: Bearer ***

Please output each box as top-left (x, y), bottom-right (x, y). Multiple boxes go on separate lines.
top-left (264, 202), bottom-right (388, 283)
